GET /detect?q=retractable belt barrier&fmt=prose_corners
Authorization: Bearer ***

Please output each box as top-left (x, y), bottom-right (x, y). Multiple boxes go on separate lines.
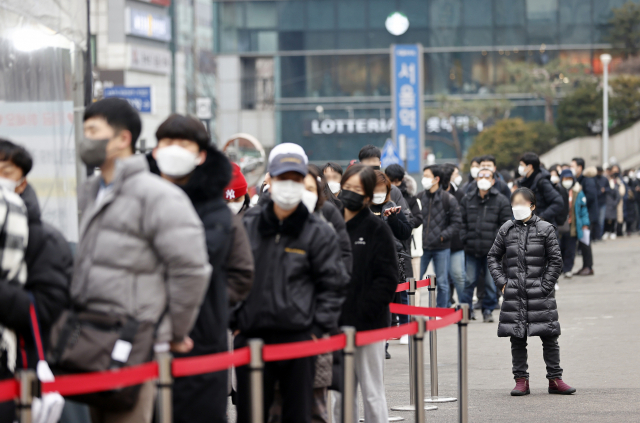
top-left (2, 278), bottom-right (470, 423)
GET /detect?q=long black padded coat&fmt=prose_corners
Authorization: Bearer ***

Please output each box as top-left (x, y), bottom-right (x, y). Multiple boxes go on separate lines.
top-left (487, 215), bottom-right (563, 338)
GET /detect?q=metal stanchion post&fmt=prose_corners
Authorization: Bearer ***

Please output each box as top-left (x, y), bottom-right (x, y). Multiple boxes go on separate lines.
top-left (413, 317), bottom-right (427, 423)
top-left (248, 339), bottom-right (264, 423)
top-left (16, 369), bottom-right (37, 423)
top-left (458, 304), bottom-right (469, 423)
top-left (156, 352), bottom-right (173, 423)
top-left (341, 326), bottom-right (356, 423)
top-left (391, 278), bottom-right (437, 413)
top-left (424, 275), bottom-right (457, 404)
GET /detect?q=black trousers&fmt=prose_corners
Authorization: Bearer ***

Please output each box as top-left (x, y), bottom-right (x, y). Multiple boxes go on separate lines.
top-left (173, 368), bottom-right (228, 423)
top-left (559, 233), bottom-right (577, 273)
top-left (578, 239), bottom-right (593, 269)
top-left (510, 336), bottom-right (563, 380)
top-left (235, 331), bottom-right (315, 423)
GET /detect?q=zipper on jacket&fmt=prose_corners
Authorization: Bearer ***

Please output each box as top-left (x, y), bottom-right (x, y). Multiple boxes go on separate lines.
top-left (275, 220), bottom-right (283, 244)
top-left (425, 193), bottom-right (433, 240)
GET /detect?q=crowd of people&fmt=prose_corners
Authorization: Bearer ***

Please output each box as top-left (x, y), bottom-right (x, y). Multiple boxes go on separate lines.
top-left (2, 97), bottom-right (638, 422)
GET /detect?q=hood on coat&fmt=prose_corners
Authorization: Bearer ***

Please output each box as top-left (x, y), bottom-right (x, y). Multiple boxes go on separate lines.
top-left (147, 146), bottom-right (232, 203)
top-left (20, 184), bottom-right (41, 224)
top-left (403, 174), bottom-right (418, 197)
top-left (571, 181), bottom-right (582, 193)
top-left (583, 166), bottom-right (598, 178)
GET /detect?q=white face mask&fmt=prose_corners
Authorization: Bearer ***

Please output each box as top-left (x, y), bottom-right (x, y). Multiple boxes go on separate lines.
top-left (518, 165), bottom-right (528, 177)
top-left (453, 175), bottom-right (463, 186)
top-left (156, 145), bottom-right (200, 178)
top-left (422, 177), bottom-right (434, 190)
top-left (327, 181), bottom-right (341, 194)
top-left (550, 175), bottom-right (560, 184)
top-left (470, 167), bottom-right (480, 179)
top-left (372, 193), bottom-right (387, 205)
top-left (477, 179), bottom-right (492, 191)
top-left (270, 180), bottom-right (305, 211)
top-left (301, 190), bottom-right (318, 212)
top-left (512, 205), bottom-right (532, 221)
top-left (0, 177), bottom-right (19, 192)
top-left (561, 180), bottom-right (573, 190)
top-left (227, 201), bottom-right (244, 215)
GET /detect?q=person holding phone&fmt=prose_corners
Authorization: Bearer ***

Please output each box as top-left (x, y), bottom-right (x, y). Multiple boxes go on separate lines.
top-left (487, 187), bottom-right (576, 397)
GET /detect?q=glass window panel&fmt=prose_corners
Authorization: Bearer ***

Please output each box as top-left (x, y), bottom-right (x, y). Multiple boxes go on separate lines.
top-left (246, 2), bottom-right (277, 28)
top-left (528, 24), bottom-right (558, 45)
top-left (257, 31), bottom-right (278, 52)
top-left (594, 0), bottom-right (631, 24)
top-left (368, 55), bottom-right (390, 96)
top-left (220, 2), bottom-right (244, 28)
top-left (220, 28), bottom-right (238, 52)
top-left (495, 0), bottom-right (525, 26)
top-left (278, 2), bottom-right (305, 31)
top-left (429, 29), bottom-right (463, 47)
top-left (495, 27), bottom-right (526, 45)
top-left (462, 0), bottom-right (492, 26)
top-left (305, 32), bottom-right (336, 50)
top-left (527, 0), bottom-right (558, 24)
top-left (306, 56), bottom-right (336, 97)
top-left (397, 29), bottom-right (430, 46)
top-left (369, 0), bottom-right (395, 29)
top-left (279, 31), bottom-right (305, 50)
top-left (462, 28), bottom-right (492, 46)
top-left (559, 0), bottom-right (591, 25)
top-left (338, 1), bottom-right (366, 29)
top-left (335, 56), bottom-right (368, 96)
top-left (425, 53), bottom-right (454, 95)
top-left (367, 30), bottom-right (397, 48)
top-left (280, 56), bottom-right (306, 98)
top-left (431, 0), bottom-right (461, 28)
top-left (337, 31), bottom-right (367, 49)
top-left (560, 25), bottom-right (592, 44)
top-left (308, 1), bottom-right (335, 30)
top-left (399, 0), bottom-right (429, 28)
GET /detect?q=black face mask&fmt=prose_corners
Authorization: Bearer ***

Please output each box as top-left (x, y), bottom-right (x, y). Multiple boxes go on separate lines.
top-left (370, 165), bottom-right (381, 171)
top-left (339, 189), bottom-right (366, 211)
top-left (613, 172), bottom-right (620, 178)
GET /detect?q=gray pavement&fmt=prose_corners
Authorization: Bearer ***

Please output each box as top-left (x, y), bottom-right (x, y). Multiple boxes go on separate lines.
top-left (381, 236), bottom-right (640, 422)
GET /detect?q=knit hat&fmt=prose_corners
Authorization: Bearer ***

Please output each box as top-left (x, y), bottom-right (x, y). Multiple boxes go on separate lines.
top-left (224, 163), bottom-right (247, 201)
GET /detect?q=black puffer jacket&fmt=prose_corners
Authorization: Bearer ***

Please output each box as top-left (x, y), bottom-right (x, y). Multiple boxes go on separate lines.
top-left (370, 201), bottom-right (413, 251)
top-left (518, 168), bottom-right (564, 223)
top-left (237, 201), bottom-right (349, 335)
top-left (487, 216), bottom-right (563, 338)
top-left (320, 201), bottom-right (352, 275)
top-left (417, 188), bottom-right (462, 250)
top-left (460, 186), bottom-right (512, 258)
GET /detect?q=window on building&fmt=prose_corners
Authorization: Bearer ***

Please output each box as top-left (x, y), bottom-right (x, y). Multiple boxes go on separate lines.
top-left (527, 0), bottom-right (558, 45)
top-left (241, 57), bottom-right (274, 110)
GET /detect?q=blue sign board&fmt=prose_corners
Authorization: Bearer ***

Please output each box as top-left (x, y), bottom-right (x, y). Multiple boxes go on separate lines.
top-left (380, 139), bottom-right (401, 168)
top-left (391, 44), bottom-right (423, 173)
top-left (103, 86), bottom-right (152, 113)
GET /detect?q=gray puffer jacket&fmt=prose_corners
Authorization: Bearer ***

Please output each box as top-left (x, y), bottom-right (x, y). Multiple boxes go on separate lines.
top-left (487, 216), bottom-right (563, 338)
top-left (73, 155), bottom-right (211, 343)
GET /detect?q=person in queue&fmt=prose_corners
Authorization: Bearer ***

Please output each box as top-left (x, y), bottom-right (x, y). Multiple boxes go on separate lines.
top-left (417, 165), bottom-right (462, 307)
top-left (467, 157), bottom-right (481, 188)
top-left (595, 166), bottom-right (610, 240)
top-left (488, 188), bottom-right (575, 397)
top-left (571, 158), bottom-right (599, 245)
top-left (225, 162), bottom-right (252, 216)
top-left (333, 164), bottom-right (398, 423)
top-left (147, 114), bottom-right (254, 423)
top-left (234, 143), bottom-right (348, 423)
top-left (75, 99), bottom-right (211, 422)
top-left (322, 162), bottom-right (343, 196)
top-left (557, 169), bottom-right (590, 282)
top-left (459, 168), bottom-right (511, 322)
top-left (441, 164), bottom-right (466, 307)
top-left (469, 155), bottom-right (511, 199)
top-left (517, 152), bottom-right (564, 224)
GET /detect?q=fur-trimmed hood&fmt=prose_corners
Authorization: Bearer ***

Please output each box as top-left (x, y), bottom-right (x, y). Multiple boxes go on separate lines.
top-left (403, 174), bottom-right (418, 197)
top-left (583, 166), bottom-right (598, 178)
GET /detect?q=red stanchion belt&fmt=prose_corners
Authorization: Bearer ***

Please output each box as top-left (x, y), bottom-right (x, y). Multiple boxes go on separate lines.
top-left (426, 309), bottom-right (463, 331)
top-left (43, 361), bottom-right (159, 396)
top-left (389, 303), bottom-right (456, 318)
top-left (415, 279), bottom-right (431, 289)
top-left (263, 334), bottom-right (346, 362)
top-left (172, 347), bottom-right (251, 378)
top-left (355, 321), bottom-right (418, 347)
top-left (395, 278), bottom-right (430, 292)
top-left (0, 379), bottom-right (19, 402)
top-left (395, 282), bottom-right (410, 292)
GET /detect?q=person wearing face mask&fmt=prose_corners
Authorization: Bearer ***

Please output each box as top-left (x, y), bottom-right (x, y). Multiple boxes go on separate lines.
top-left (235, 143), bottom-right (348, 423)
top-left (517, 152), bottom-right (564, 225)
top-left (470, 155), bottom-right (512, 200)
top-left (467, 157), bottom-right (482, 188)
top-left (488, 188), bottom-right (575, 397)
top-left (549, 165), bottom-right (570, 229)
top-left (0, 140), bottom-right (67, 423)
top-left (322, 162), bottom-right (343, 197)
top-left (417, 165), bottom-right (462, 308)
top-left (70, 99), bottom-right (211, 422)
top-left (147, 114), bottom-right (255, 423)
top-left (442, 164), bottom-right (467, 308)
top-left (225, 162), bottom-right (252, 216)
top-left (459, 169), bottom-right (511, 322)
top-left (571, 158), bottom-right (600, 242)
top-left (557, 169), bottom-right (591, 281)
top-left (332, 164), bottom-right (398, 423)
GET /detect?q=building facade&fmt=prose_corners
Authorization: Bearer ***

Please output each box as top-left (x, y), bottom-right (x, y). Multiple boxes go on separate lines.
top-left (212, 0), bottom-right (630, 164)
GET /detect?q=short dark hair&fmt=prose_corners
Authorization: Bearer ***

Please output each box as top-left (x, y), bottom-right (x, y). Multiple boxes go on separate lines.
top-left (441, 163), bottom-right (456, 190)
top-left (470, 156), bottom-right (481, 165)
top-left (358, 144), bottom-right (381, 161)
top-left (0, 139), bottom-right (33, 177)
top-left (341, 163), bottom-right (377, 201)
top-left (480, 155), bottom-right (496, 165)
top-left (384, 164), bottom-right (405, 182)
top-left (155, 114), bottom-right (209, 151)
top-left (572, 157), bottom-right (585, 170)
top-left (375, 170), bottom-right (392, 203)
top-left (520, 152), bottom-right (540, 170)
top-left (424, 164), bottom-right (444, 183)
top-left (306, 165), bottom-right (326, 211)
top-left (511, 187), bottom-right (536, 207)
top-left (84, 98), bottom-right (142, 152)
top-left (322, 162), bottom-right (343, 176)
top-left (596, 166), bottom-right (604, 173)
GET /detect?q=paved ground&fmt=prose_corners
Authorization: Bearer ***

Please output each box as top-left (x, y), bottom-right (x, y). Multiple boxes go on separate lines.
top-left (380, 236), bottom-right (640, 422)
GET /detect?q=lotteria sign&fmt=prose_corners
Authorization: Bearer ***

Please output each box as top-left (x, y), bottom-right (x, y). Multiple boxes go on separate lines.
top-left (311, 118), bottom-right (393, 135)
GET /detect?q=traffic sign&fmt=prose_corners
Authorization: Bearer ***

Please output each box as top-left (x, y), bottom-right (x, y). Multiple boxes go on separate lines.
top-left (381, 139), bottom-right (401, 168)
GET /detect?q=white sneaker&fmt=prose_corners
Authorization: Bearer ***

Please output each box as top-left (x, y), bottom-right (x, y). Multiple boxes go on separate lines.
top-left (603, 232), bottom-right (610, 240)
top-left (611, 233), bottom-right (617, 240)
top-left (564, 271), bottom-right (573, 279)
top-left (399, 335), bottom-right (409, 345)
top-left (555, 283), bottom-right (560, 291)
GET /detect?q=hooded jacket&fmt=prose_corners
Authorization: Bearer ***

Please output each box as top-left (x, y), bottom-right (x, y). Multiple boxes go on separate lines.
top-left (73, 155), bottom-right (211, 344)
top-left (460, 186), bottom-right (512, 258)
top-left (518, 168), bottom-right (564, 224)
top-left (417, 188), bottom-right (462, 250)
top-left (578, 166), bottom-right (600, 223)
top-left (487, 215), bottom-right (563, 338)
top-left (236, 201), bottom-right (348, 336)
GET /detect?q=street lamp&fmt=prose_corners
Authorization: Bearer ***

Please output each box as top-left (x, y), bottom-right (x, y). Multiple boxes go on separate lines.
top-left (385, 12), bottom-right (410, 36)
top-left (600, 53), bottom-right (612, 168)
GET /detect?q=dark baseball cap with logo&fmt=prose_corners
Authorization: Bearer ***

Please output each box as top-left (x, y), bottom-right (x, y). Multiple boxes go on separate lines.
top-left (267, 143), bottom-right (309, 177)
